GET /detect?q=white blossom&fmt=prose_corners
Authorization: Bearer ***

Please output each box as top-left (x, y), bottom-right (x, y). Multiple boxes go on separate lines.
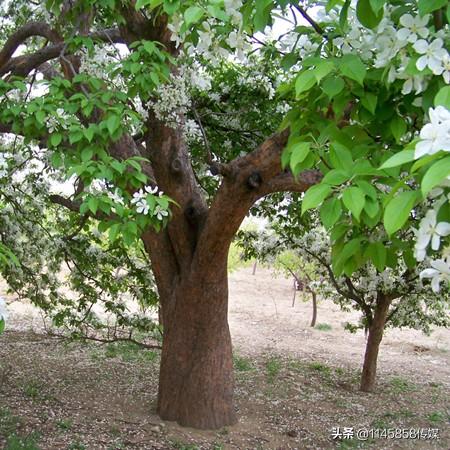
top-left (415, 209), bottom-right (450, 256)
top-left (414, 106), bottom-right (450, 158)
top-left (153, 205), bottom-right (168, 221)
top-left (0, 297), bottom-right (8, 322)
top-left (420, 258), bottom-right (450, 292)
top-left (413, 38), bottom-right (447, 75)
top-left (397, 14), bottom-right (430, 43)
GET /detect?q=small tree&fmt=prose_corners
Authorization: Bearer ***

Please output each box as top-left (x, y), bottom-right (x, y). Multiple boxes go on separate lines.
top-left (245, 222), bottom-right (450, 392)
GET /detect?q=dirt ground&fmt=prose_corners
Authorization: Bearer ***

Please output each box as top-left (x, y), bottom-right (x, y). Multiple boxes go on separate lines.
top-left (0, 267), bottom-right (449, 449)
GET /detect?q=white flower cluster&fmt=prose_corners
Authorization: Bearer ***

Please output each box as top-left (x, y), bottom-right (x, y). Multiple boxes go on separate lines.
top-left (47, 108), bottom-right (70, 133)
top-left (414, 106), bottom-right (450, 159)
top-left (150, 68), bottom-right (191, 124)
top-left (413, 106), bottom-right (450, 292)
top-left (167, 0), bottom-right (250, 63)
top-left (0, 153), bottom-right (8, 178)
top-left (79, 46), bottom-right (118, 80)
top-left (0, 296), bottom-right (8, 323)
top-left (313, 7), bottom-right (450, 95)
top-left (130, 185), bottom-right (168, 221)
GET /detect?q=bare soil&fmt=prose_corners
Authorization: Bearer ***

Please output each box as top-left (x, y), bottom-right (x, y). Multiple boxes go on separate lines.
top-left (0, 267), bottom-right (449, 449)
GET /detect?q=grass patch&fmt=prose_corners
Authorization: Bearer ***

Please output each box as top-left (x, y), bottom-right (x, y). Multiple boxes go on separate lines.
top-left (426, 411), bottom-right (448, 424)
top-left (1, 408), bottom-right (41, 450)
top-left (103, 342), bottom-right (158, 363)
top-left (308, 361), bottom-right (332, 380)
top-left (5, 433), bottom-right (41, 450)
top-left (389, 376), bottom-right (416, 393)
top-left (265, 356), bottom-right (282, 383)
top-left (233, 354), bottom-right (254, 372)
top-left (56, 419), bottom-right (73, 431)
top-left (315, 323), bottom-right (332, 331)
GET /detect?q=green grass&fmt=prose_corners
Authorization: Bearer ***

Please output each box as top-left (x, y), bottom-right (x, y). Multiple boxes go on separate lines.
top-left (426, 411), bottom-right (448, 424)
top-left (389, 376), bottom-right (416, 393)
top-left (0, 409), bottom-right (41, 450)
top-left (56, 419), bottom-right (73, 431)
top-left (308, 362), bottom-right (333, 382)
top-left (233, 354), bottom-right (254, 372)
top-left (265, 356), bottom-right (282, 383)
top-left (5, 433), bottom-right (41, 450)
top-left (315, 323), bottom-right (332, 331)
top-left (23, 381), bottom-right (42, 400)
top-left (67, 441), bottom-right (86, 450)
top-left (102, 342), bottom-right (158, 363)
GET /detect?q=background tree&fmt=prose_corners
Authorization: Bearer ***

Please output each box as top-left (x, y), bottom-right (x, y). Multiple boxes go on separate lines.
top-left (0, 0), bottom-right (449, 430)
top-left (239, 220), bottom-right (450, 392)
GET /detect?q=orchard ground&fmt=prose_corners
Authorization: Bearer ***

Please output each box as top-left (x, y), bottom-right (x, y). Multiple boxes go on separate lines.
top-left (0, 266), bottom-right (449, 450)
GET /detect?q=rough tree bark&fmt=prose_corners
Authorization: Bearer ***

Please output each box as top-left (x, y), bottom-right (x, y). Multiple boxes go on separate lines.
top-left (360, 293), bottom-right (392, 392)
top-left (0, 6), bottom-right (323, 429)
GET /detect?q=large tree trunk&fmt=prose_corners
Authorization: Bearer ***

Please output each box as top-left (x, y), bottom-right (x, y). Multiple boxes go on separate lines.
top-left (156, 263), bottom-right (236, 429)
top-left (360, 293), bottom-right (391, 392)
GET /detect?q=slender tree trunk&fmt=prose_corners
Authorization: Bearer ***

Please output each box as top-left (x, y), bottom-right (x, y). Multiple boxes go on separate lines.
top-left (156, 263), bottom-right (237, 429)
top-left (360, 293), bottom-right (391, 392)
top-left (310, 291), bottom-right (317, 327)
top-left (252, 260), bottom-right (257, 275)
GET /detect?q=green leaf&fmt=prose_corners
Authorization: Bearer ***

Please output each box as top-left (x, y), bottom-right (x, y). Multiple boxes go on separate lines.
top-left (49, 133), bottom-right (62, 147)
top-left (135, 0), bottom-right (152, 9)
top-left (434, 86), bottom-right (450, 109)
top-left (290, 142), bottom-right (311, 173)
top-left (356, 0), bottom-right (384, 28)
top-left (36, 110), bottom-right (46, 125)
top-left (356, 180), bottom-right (377, 200)
top-left (383, 191), bottom-right (417, 235)
top-left (364, 242), bottom-right (386, 272)
top-left (295, 70), bottom-right (317, 96)
top-left (313, 61), bottom-right (335, 82)
top-left (333, 238), bottom-right (363, 276)
top-left (421, 156), bottom-right (450, 195)
top-left (301, 184), bottom-right (332, 214)
top-left (106, 114), bottom-right (120, 136)
top-left (184, 5), bottom-right (204, 25)
top-left (369, 0), bottom-right (386, 13)
top-left (81, 148), bottom-right (93, 162)
top-left (0, 318), bottom-right (4, 334)
top-left (390, 115), bottom-right (407, 143)
top-left (361, 93), bottom-right (377, 114)
top-left (321, 77), bottom-right (345, 98)
top-left (83, 126), bottom-right (95, 143)
top-left (51, 152), bottom-right (63, 168)
top-left (379, 149), bottom-right (415, 169)
top-left (320, 197), bottom-right (342, 229)
top-left (418, 0), bottom-right (447, 16)
top-left (338, 54), bottom-right (367, 85)
top-left (88, 197), bottom-right (99, 214)
top-left (322, 169), bottom-right (350, 185)
top-left (108, 223), bottom-right (121, 241)
top-left (339, 0), bottom-right (351, 30)
top-left (330, 143), bottom-right (353, 170)
top-left (69, 129), bottom-right (84, 144)
top-left (363, 197), bottom-right (380, 218)
top-left (342, 186), bottom-right (366, 220)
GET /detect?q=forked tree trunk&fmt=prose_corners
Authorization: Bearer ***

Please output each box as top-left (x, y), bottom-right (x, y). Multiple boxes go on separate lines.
top-left (156, 263), bottom-right (237, 429)
top-left (360, 293), bottom-right (391, 392)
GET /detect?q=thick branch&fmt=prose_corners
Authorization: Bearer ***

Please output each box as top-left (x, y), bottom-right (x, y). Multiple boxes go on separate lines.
top-left (0, 22), bottom-right (61, 69)
top-left (0, 28), bottom-right (125, 77)
top-left (194, 129), bottom-right (322, 271)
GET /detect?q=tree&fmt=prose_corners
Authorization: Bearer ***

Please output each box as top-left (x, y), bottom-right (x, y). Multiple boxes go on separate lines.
top-left (240, 222), bottom-right (449, 391)
top-left (0, 0), bottom-right (449, 430)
